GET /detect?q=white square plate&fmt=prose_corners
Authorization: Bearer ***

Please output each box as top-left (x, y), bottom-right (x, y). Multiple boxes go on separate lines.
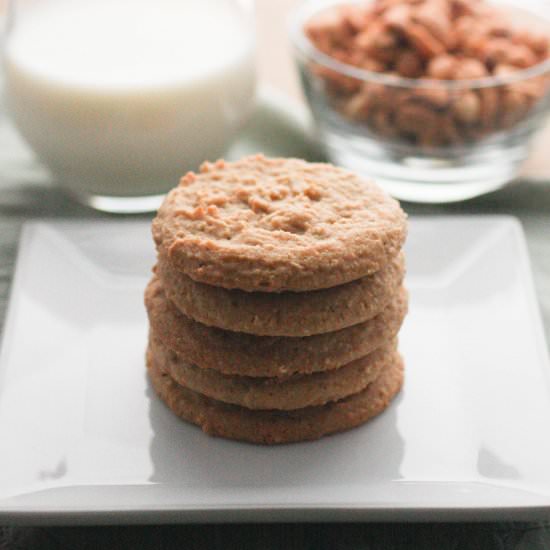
top-left (0, 216), bottom-right (549, 524)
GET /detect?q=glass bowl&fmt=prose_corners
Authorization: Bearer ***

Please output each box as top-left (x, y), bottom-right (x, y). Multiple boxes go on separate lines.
top-left (290, 0), bottom-right (550, 203)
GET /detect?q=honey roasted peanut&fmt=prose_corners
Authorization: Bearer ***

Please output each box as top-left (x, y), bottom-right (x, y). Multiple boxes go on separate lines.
top-left (304, 0), bottom-right (550, 148)
top-left (426, 54), bottom-right (457, 79)
top-left (452, 91), bottom-right (481, 124)
top-left (395, 50), bottom-right (424, 77)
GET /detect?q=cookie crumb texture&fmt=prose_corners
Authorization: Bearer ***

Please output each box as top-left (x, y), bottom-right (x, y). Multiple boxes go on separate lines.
top-left (149, 335), bottom-right (398, 411)
top-left (157, 250), bottom-right (405, 336)
top-left (145, 276), bottom-right (408, 378)
top-left (147, 351), bottom-right (404, 445)
top-left (146, 155), bottom-right (408, 444)
top-left (152, 155), bottom-right (407, 292)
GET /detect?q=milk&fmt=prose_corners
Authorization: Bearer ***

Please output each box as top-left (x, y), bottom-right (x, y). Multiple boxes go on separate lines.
top-left (3, 0), bottom-right (255, 199)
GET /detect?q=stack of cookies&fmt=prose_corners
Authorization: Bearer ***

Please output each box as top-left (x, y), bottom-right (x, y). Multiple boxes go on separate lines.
top-left (145, 155), bottom-right (408, 444)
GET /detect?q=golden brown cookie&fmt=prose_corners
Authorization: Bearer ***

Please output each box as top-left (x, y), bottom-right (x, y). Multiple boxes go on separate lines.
top-left (147, 350), bottom-right (404, 444)
top-left (148, 334), bottom-right (397, 410)
top-left (152, 154), bottom-right (407, 292)
top-left (145, 276), bottom-right (408, 377)
top-left (156, 251), bottom-right (405, 336)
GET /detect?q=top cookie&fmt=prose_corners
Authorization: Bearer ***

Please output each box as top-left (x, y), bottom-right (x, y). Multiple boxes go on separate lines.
top-left (153, 155), bottom-right (407, 292)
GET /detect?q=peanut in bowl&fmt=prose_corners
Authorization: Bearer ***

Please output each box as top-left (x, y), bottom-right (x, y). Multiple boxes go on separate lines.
top-left (290, 0), bottom-right (550, 203)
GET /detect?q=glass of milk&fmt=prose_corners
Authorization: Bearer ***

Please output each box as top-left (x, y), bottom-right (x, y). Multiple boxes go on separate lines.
top-left (3, 0), bottom-right (256, 212)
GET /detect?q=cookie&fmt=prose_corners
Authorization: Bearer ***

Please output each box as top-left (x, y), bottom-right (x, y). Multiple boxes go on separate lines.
top-left (148, 334), bottom-right (397, 410)
top-left (152, 154), bottom-right (407, 292)
top-left (147, 350), bottom-right (404, 444)
top-left (145, 276), bottom-right (408, 377)
top-left (156, 251), bottom-right (405, 336)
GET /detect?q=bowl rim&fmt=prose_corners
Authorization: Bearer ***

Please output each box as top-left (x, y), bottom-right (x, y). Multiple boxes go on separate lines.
top-left (289, 0), bottom-right (550, 90)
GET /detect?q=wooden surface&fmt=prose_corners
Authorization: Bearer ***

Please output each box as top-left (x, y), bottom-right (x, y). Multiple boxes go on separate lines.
top-left (1, 521), bottom-right (549, 549)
